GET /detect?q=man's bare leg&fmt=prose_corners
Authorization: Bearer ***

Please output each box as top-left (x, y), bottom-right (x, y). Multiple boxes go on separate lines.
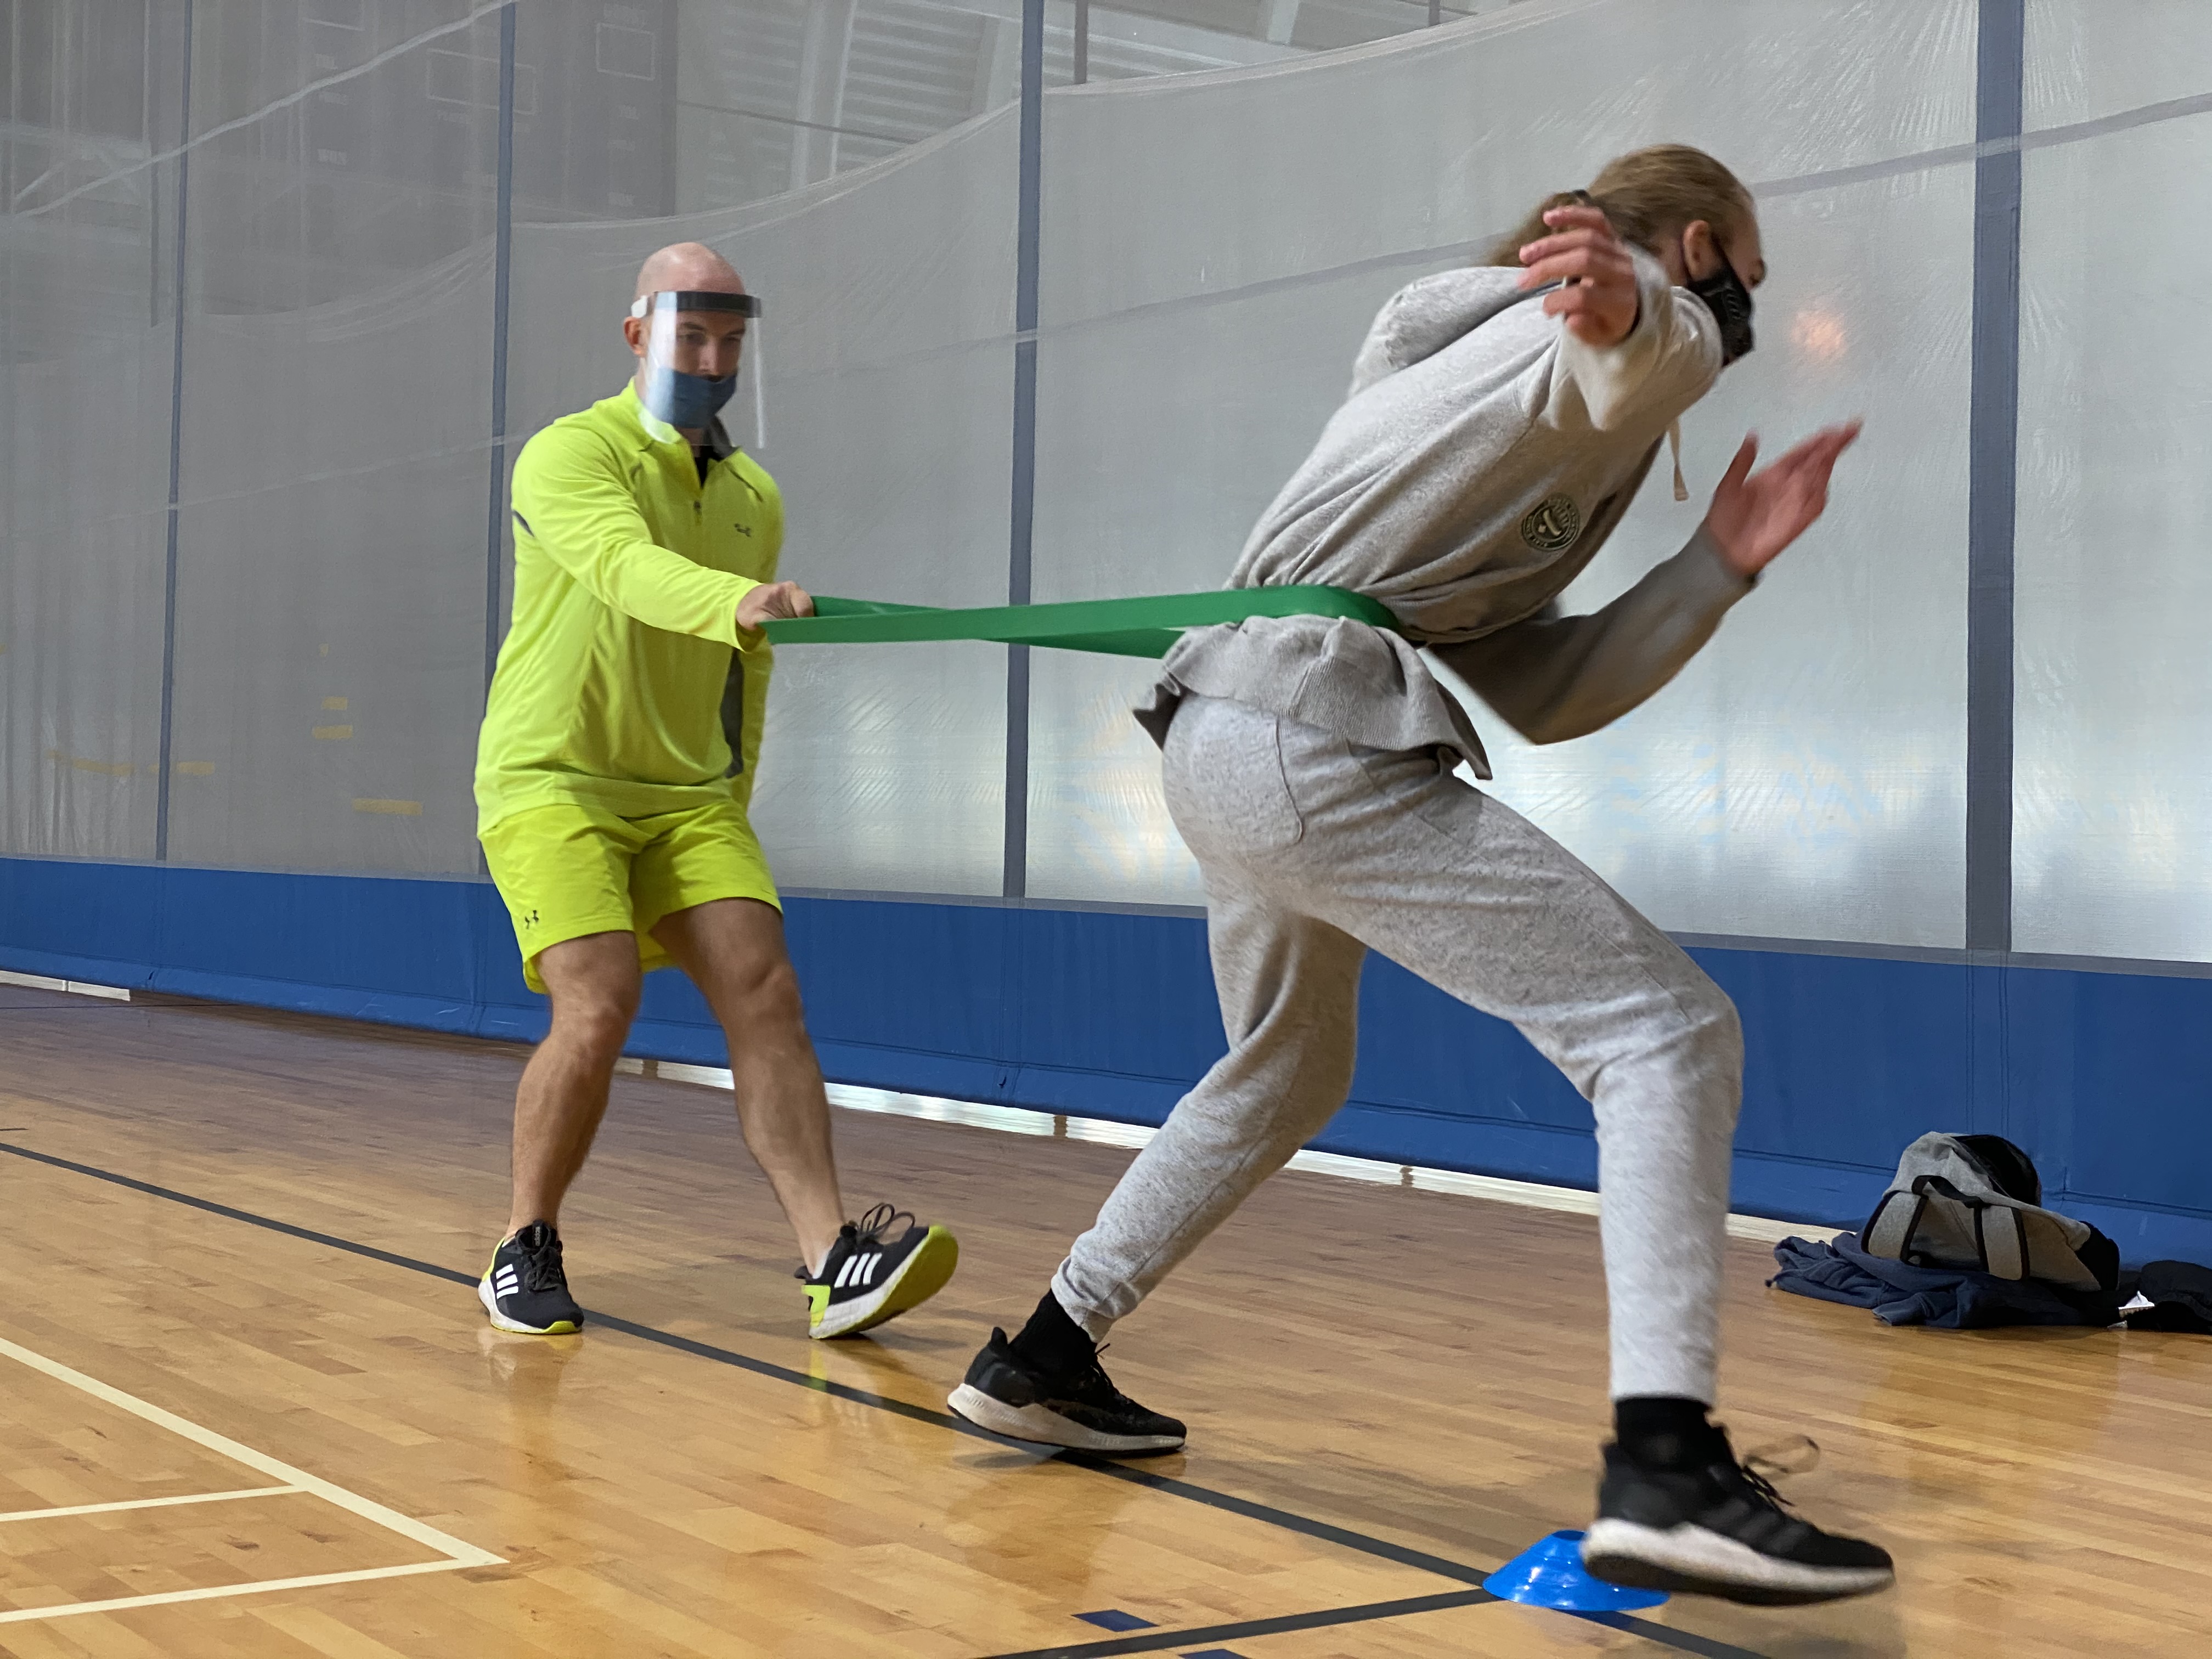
top-left (651, 898), bottom-right (844, 1273)
top-left (506, 930), bottom-right (642, 1237)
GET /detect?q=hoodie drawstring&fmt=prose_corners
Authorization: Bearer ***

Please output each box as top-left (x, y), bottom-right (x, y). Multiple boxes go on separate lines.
top-left (1668, 420), bottom-right (1689, 503)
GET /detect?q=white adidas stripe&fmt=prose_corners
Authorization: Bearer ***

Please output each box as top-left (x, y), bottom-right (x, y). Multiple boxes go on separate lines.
top-left (830, 1250), bottom-right (887, 1292)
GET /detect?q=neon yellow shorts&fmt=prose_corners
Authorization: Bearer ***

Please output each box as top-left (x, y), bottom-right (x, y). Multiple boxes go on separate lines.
top-left (481, 797), bottom-right (780, 993)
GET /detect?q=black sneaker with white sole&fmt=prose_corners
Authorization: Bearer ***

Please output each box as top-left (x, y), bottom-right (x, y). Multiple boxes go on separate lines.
top-left (1580, 1436), bottom-right (1895, 1606)
top-left (947, 1327), bottom-right (1186, 1455)
top-left (803, 1203), bottom-right (960, 1339)
top-left (478, 1221), bottom-right (584, 1335)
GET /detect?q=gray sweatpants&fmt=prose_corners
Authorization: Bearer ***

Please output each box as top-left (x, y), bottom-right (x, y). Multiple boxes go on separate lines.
top-left (1051, 695), bottom-right (1743, 1402)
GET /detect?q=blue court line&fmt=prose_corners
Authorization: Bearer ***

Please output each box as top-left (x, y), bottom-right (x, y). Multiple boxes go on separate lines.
top-left (1074, 1610), bottom-right (1156, 1632)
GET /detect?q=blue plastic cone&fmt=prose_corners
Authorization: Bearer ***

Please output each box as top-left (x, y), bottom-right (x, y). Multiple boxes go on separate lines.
top-left (1482, 1530), bottom-right (1669, 1612)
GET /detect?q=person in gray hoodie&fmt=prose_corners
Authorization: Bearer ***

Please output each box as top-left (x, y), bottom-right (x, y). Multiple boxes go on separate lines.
top-left (950, 145), bottom-right (1887, 1606)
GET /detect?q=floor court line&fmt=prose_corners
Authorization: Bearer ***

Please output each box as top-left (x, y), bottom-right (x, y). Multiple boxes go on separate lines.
top-left (0, 1485), bottom-right (300, 1524)
top-left (0, 1561), bottom-right (482, 1627)
top-left (0, 1137), bottom-right (1768, 1659)
top-left (0, 1333), bottom-right (501, 1570)
top-left (0, 1332), bottom-right (499, 1629)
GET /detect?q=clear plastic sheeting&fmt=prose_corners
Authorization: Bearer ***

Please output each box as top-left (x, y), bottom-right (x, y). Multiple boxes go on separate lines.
top-left (1027, 0), bottom-right (1977, 942)
top-left (162, 250), bottom-right (497, 873)
top-left (0, 331), bottom-right (175, 860)
top-left (714, 111), bottom-right (1020, 894)
top-left (1, 1), bottom-right (184, 860)
top-left (156, 3), bottom-right (506, 874)
top-left (5, 0), bottom-right (2211, 967)
top-left (2013, 116), bottom-right (2212, 963)
top-left (2024, 0), bottom-right (2212, 133)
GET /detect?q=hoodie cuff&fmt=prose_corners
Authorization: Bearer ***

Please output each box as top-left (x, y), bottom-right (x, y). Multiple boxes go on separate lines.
top-left (1559, 247), bottom-right (1685, 430)
top-left (1680, 525), bottom-right (1759, 605)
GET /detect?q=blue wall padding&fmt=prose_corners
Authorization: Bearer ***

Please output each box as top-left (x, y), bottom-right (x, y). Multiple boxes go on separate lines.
top-left (3, 856), bottom-right (2207, 1261)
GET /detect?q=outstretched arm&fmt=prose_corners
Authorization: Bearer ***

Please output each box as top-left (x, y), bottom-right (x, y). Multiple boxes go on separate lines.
top-left (1436, 421), bottom-right (1861, 743)
top-left (513, 427), bottom-right (815, 647)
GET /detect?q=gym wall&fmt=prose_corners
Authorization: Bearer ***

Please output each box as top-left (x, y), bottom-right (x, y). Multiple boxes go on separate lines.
top-left (5, 1), bottom-right (2209, 1257)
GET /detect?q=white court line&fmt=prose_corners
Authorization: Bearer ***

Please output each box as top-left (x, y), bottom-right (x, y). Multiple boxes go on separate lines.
top-left (0, 1335), bottom-right (499, 1566)
top-left (0, 1485), bottom-right (298, 1523)
top-left (0, 1332), bottom-right (502, 1624)
top-left (0, 1562), bottom-right (475, 1627)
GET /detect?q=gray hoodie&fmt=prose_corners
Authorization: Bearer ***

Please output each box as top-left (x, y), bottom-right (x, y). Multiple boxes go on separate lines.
top-left (1136, 249), bottom-right (1750, 777)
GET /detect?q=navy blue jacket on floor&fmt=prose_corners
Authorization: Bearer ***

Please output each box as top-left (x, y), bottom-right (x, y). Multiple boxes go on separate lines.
top-left (1769, 1231), bottom-right (2123, 1329)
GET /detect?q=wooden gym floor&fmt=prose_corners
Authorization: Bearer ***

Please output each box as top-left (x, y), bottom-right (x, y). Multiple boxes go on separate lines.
top-left (1, 982), bottom-right (2207, 1658)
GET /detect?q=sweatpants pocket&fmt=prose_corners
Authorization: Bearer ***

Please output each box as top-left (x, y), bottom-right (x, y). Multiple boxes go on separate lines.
top-left (1162, 696), bottom-right (1306, 856)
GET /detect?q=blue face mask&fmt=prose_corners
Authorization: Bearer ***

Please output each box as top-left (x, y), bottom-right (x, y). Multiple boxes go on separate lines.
top-left (640, 359), bottom-right (737, 429)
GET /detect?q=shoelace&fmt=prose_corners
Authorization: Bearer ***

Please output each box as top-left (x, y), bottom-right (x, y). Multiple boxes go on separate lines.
top-left (515, 1231), bottom-right (567, 1295)
top-left (1734, 1434), bottom-right (1821, 1510)
top-left (851, 1201), bottom-right (915, 1248)
top-left (794, 1202), bottom-right (917, 1282)
top-left (1069, 1342), bottom-right (1141, 1406)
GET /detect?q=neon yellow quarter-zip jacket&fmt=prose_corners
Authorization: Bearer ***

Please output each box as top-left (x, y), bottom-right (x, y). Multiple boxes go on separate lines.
top-left (475, 383), bottom-right (780, 833)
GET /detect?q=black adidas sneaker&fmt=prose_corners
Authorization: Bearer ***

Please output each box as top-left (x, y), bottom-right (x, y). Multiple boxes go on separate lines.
top-left (947, 1328), bottom-right (1186, 1455)
top-left (478, 1221), bottom-right (584, 1335)
top-left (802, 1203), bottom-right (960, 1339)
top-left (1580, 1436), bottom-right (1895, 1605)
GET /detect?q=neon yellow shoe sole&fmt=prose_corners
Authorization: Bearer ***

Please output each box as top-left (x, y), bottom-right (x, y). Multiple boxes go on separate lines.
top-left (809, 1225), bottom-right (960, 1340)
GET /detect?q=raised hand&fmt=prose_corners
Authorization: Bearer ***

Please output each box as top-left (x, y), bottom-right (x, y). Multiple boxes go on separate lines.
top-left (1518, 204), bottom-right (1640, 347)
top-left (737, 580), bottom-right (816, 631)
top-left (1703, 422), bottom-right (1864, 579)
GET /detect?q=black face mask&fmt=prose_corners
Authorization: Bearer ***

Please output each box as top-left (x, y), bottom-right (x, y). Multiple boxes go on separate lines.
top-left (1687, 248), bottom-right (1755, 365)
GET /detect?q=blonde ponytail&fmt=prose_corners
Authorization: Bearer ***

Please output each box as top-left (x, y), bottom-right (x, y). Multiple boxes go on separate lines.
top-left (1481, 144), bottom-right (1754, 266)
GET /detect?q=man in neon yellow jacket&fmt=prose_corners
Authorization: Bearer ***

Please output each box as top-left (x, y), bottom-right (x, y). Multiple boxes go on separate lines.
top-left (473, 241), bottom-right (956, 1340)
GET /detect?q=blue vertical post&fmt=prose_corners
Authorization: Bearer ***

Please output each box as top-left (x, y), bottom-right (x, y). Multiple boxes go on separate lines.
top-left (154, 0), bottom-right (194, 861)
top-left (1003, 0), bottom-right (1044, 899)
top-left (1966, 0), bottom-right (2024, 1133)
top-left (482, 3), bottom-right (517, 696)
top-left (1965, 0), bottom-right (2023, 955)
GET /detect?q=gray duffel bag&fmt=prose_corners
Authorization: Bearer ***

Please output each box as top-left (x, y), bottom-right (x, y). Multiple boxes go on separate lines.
top-left (1860, 1132), bottom-right (2119, 1294)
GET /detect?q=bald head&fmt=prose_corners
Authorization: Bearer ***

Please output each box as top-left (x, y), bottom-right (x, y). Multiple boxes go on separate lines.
top-left (634, 241), bottom-right (743, 301)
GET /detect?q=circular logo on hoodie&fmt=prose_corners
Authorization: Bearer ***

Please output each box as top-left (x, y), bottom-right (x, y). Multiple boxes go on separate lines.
top-left (1520, 494), bottom-right (1582, 553)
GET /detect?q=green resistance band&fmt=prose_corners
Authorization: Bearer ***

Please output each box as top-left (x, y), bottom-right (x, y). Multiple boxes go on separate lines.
top-left (761, 586), bottom-right (1398, 659)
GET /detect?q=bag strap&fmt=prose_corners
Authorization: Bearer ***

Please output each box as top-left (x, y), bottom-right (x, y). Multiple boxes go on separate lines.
top-left (1979, 1203), bottom-right (2029, 1281)
top-left (1915, 1176), bottom-right (2032, 1281)
top-left (1861, 1188), bottom-right (1928, 1263)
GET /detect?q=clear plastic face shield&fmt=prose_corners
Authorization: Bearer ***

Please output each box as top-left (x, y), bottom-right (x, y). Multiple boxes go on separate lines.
top-left (631, 289), bottom-right (766, 450)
